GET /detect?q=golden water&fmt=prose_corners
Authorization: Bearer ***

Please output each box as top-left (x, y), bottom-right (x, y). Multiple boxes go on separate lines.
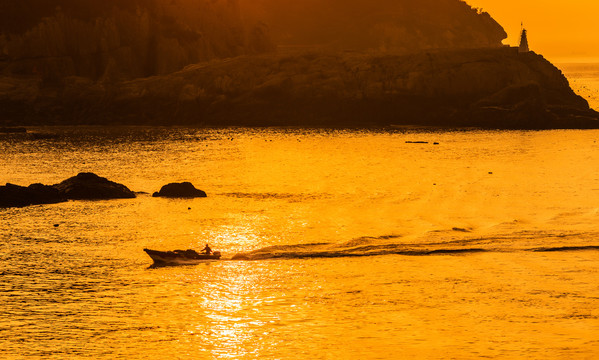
top-left (1, 127), bottom-right (598, 359)
top-left (560, 62), bottom-right (599, 111)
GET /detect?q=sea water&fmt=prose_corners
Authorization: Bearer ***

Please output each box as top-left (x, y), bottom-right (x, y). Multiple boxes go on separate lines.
top-left (1, 69), bottom-right (599, 359)
top-left (560, 62), bottom-right (599, 111)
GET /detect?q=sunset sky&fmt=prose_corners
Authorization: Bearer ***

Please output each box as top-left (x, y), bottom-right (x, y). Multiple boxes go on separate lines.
top-left (468, 0), bottom-right (599, 61)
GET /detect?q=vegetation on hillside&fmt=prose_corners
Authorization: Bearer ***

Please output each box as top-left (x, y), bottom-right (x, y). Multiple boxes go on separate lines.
top-left (240, 0), bottom-right (507, 52)
top-left (0, 0), bottom-right (273, 80)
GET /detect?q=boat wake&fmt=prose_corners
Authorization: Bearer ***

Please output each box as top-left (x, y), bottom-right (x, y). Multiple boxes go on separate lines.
top-left (531, 245), bottom-right (599, 252)
top-left (232, 232), bottom-right (599, 260)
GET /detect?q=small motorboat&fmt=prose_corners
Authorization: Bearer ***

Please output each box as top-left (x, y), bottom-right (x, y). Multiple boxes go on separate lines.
top-left (144, 248), bottom-right (221, 265)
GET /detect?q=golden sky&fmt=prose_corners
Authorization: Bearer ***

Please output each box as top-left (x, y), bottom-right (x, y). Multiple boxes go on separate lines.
top-left (468, 0), bottom-right (599, 61)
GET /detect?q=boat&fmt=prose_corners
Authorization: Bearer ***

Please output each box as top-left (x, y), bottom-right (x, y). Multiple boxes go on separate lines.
top-left (144, 248), bottom-right (222, 265)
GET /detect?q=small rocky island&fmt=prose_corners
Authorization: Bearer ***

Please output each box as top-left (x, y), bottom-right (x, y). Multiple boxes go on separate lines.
top-left (0, 173), bottom-right (135, 208)
top-left (153, 182), bottom-right (207, 198)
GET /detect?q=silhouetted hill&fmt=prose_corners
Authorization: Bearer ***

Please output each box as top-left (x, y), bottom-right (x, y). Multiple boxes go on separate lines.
top-left (0, 0), bottom-right (507, 84)
top-left (0, 0), bottom-right (273, 81)
top-left (1, 48), bottom-right (597, 129)
top-left (0, 0), bottom-right (596, 129)
top-left (240, 0), bottom-right (507, 52)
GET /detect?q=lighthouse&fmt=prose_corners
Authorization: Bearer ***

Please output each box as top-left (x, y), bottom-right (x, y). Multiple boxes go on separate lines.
top-left (519, 23), bottom-right (530, 53)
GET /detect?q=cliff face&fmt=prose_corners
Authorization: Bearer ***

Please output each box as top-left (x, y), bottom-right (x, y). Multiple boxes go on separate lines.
top-left (0, 0), bottom-right (273, 81)
top-left (240, 0), bottom-right (507, 52)
top-left (1, 48), bottom-right (596, 129)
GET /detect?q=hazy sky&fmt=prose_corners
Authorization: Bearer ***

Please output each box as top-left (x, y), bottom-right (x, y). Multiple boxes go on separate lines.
top-left (468, 0), bottom-right (599, 60)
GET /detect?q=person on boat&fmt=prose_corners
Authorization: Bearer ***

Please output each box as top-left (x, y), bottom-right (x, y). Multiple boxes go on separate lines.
top-left (202, 243), bottom-right (212, 255)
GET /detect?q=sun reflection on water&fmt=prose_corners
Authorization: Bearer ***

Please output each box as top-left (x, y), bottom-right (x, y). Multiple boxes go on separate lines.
top-left (2, 128), bottom-right (599, 358)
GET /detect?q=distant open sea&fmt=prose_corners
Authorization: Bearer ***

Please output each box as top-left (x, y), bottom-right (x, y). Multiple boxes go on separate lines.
top-left (559, 62), bottom-right (599, 111)
top-left (1, 62), bottom-right (598, 359)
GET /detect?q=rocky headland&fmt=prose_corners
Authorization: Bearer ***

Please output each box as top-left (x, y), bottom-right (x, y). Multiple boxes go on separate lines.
top-left (0, 0), bottom-right (597, 129)
top-left (1, 48), bottom-right (597, 129)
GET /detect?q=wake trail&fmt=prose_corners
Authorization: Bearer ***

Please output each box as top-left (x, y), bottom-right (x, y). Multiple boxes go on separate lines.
top-left (231, 232), bottom-right (599, 260)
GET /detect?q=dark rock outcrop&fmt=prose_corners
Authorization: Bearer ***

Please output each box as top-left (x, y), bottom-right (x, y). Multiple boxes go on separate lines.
top-left (0, 172), bottom-right (135, 208)
top-left (0, 127), bottom-right (26, 133)
top-left (152, 182), bottom-right (207, 198)
top-left (53, 172), bottom-right (136, 200)
top-left (0, 183), bottom-right (65, 208)
top-left (2, 48), bottom-right (593, 129)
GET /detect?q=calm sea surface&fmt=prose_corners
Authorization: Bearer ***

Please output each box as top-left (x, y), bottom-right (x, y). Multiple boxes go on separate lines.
top-left (559, 62), bottom-right (599, 111)
top-left (1, 66), bottom-right (599, 359)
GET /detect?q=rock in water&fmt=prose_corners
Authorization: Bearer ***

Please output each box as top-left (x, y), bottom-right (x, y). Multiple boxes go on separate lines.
top-left (52, 173), bottom-right (135, 200)
top-left (152, 182), bottom-right (207, 198)
top-left (0, 127), bottom-right (27, 133)
top-left (0, 173), bottom-right (135, 208)
top-left (0, 183), bottom-right (65, 208)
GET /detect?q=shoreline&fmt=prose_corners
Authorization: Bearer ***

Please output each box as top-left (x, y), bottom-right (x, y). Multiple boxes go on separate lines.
top-left (3, 124), bottom-right (599, 132)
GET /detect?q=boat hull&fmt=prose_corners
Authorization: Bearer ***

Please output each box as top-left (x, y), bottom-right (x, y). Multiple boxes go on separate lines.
top-left (144, 248), bottom-right (221, 265)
